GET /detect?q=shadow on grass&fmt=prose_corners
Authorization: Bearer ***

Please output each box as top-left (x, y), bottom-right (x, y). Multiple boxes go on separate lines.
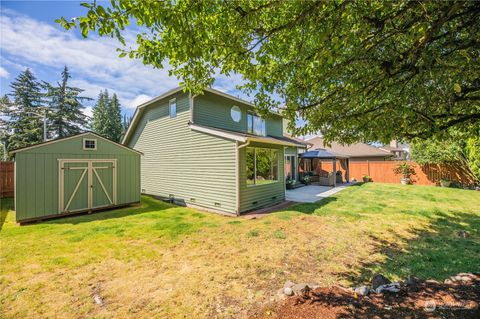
top-left (0, 197), bottom-right (14, 231)
top-left (288, 197), bottom-right (338, 214)
top-left (40, 195), bottom-right (175, 226)
top-left (339, 210), bottom-right (480, 283)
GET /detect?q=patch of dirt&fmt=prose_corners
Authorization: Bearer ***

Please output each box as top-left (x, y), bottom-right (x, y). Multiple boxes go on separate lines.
top-left (252, 274), bottom-right (480, 319)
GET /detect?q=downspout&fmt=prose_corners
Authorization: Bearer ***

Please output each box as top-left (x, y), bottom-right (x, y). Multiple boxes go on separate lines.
top-left (284, 146), bottom-right (288, 199)
top-left (189, 92), bottom-right (198, 123)
top-left (236, 140), bottom-right (251, 216)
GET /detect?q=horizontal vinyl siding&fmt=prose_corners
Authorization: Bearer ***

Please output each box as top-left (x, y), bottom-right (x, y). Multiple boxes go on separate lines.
top-left (14, 133), bottom-right (140, 221)
top-left (239, 142), bottom-right (285, 212)
top-left (285, 147), bottom-right (298, 156)
top-left (128, 92), bottom-right (237, 214)
top-left (194, 92), bottom-right (284, 137)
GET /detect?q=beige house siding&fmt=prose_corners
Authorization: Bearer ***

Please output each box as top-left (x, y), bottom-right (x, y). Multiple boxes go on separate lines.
top-left (193, 92), bottom-right (284, 137)
top-left (238, 142), bottom-right (285, 212)
top-left (127, 92), bottom-right (238, 214)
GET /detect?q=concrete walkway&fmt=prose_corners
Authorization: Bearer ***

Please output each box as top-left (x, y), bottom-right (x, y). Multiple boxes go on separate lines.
top-left (286, 183), bottom-right (355, 203)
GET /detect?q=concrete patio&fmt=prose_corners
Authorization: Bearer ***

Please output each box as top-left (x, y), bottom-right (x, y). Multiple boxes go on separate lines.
top-left (286, 183), bottom-right (354, 203)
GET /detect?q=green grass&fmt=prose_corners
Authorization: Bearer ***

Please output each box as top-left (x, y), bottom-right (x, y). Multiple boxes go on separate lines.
top-left (1, 183), bottom-right (479, 319)
top-left (289, 183), bottom-right (480, 281)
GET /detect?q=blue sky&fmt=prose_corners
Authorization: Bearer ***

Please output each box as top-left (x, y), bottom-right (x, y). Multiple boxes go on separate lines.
top-left (0, 0), bottom-right (248, 118)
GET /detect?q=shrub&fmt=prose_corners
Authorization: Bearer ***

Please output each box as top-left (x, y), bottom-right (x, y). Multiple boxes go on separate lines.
top-left (394, 162), bottom-right (416, 180)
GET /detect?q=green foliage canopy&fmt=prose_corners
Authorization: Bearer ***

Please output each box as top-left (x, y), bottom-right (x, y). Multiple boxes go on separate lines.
top-left (7, 69), bottom-right (44, 149)
top-left (411, 132), bottom-right (480, 183)
top-left (91, 90), bottom-right (123, 142)
top-left (44, 66), bottom-right (91, 138)
top-left (58, 0), bottom-right (480, 143)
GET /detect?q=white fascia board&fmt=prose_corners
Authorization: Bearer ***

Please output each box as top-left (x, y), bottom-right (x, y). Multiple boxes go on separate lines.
top-left (189, 124), bottom-right (247, 142)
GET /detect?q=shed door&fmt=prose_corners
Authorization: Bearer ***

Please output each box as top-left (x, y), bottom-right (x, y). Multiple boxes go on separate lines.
top-left (61, 162), bottom-right (89, 213)
top-left (59, 159), bottom-right (117, 213)
top-left (91, 161), bottom-right (115, 209)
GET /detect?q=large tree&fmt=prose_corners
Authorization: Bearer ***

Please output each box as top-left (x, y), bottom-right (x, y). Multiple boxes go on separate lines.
top-left (91, 90), bottom-right (110, 137)
top-left (58, 0), bottom-right (480, 143)
top-left (411, 131), bottom-right (480, 184)
top-left (7, 69), bottom-right (44, 149)
top-left (91, 90), bottom-right (123, 141)
top-left (44, 66), bottom-right (91, 138)
top-left (107, 93), bottom-right (122, 142)
top-left (0, 95), bottom-right (11, 159)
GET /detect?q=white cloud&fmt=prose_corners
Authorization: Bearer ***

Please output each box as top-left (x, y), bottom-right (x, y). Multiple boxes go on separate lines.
top-left (126, 94), bottom-right (153, 109)
top-left (82, 106), bottom-right (93, 119)
top-left (0, 66), bottom-right (9, 78)
top-left (0, 9), bottom-right (178, 111)
top-left (0, 9), bottom-right (249, 113)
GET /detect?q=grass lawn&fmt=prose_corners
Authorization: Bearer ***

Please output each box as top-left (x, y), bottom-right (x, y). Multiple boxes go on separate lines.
top-left (1, 183), bottom-right (479, 318)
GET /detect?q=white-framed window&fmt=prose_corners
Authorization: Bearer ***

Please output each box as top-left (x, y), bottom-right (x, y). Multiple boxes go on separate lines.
top-left (83, 138), bottom-right (97, 150)
top-left (246, 147), bottom-right (279, 185)
top-left (231, 105), bottom-right (242, 122)
top-left (169, 98), bottom-right (177, 118)
top-left (247, 111), bottom-right (266, 136)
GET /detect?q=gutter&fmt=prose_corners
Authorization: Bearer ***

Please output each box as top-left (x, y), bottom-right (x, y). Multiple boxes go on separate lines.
top-left (189, 92), bottom-right (198, 123)
top-left (235, 140), bottom-right (251, 216)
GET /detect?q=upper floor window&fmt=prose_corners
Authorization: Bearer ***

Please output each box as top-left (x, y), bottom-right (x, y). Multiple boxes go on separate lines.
top-left (247, 111), bottom-right (266, 136)
top-left (83, 138), bottom-right (97, 150)
top-left (231, 105), bottom-right (241, 122)
top-left (169, 98), bottom-right (177, 118)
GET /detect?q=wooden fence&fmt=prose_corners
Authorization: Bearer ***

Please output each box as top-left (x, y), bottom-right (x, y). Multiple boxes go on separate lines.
top-left (0, 161), bottom-right (14, 198)
top-left (347, 161), bottom-right (475, 186)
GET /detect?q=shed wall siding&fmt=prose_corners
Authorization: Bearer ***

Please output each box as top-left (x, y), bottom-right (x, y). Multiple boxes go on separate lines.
top-left (239, 142), bottom-right (285, 212)
top-left (127, 92), bottom-right (238, 214)
top-left (15, 133), bottom-right (140, 221)
top-left (193, 92), bottom-right (284, 137)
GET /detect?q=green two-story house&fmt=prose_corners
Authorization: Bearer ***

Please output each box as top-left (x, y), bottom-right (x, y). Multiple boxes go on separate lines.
top-left (123, 87), bottom-right (307, 215)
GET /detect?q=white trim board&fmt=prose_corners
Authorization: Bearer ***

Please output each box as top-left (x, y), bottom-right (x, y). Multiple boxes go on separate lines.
top-left (11, 132), bottom-right (143, 155)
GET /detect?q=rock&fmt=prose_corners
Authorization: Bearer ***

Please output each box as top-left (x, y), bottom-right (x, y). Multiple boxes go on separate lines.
top-left (291, 283), bottom-right (310, 295)
top-left (283, 287), bottom-right (294, 296)
top-left (372, 274), bottom-right (391, 290)
top-left (375, 282), bottom-right (401, 294)
top-left (308, 283), bottom-right (320, 290)
top-left (93, 294), bottom-right (103, 306)
top-left (457, 230), bottom-right (470, 238)
top-left (354, 286), bottom-right (370, 296)
top-left (276, 288), bottom-right (287, 301)
top-left (451, 273), bottom-right (475, 282)
top-left (283, 280), bottom-right (295, 289)
top-left (405, 275), bottom-right (420, 292)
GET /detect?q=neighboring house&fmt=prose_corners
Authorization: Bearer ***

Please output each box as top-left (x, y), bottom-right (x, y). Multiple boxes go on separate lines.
top-left (305, 136), bottom-right (392, 161)
top-left (379, 140), bottom-right (410, 160)
top-left (123, 87), bottom-right (307, 215)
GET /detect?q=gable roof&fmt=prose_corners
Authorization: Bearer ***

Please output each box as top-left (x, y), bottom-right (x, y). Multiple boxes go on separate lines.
top-left (284, 134), bottom-right (312, 148)
top-left (10, 132), bottom-right (143, 155)
top-left (189, 123), bottom-right (307, 147)
top-left (306, 136), bottom-right (391, 158)
top-left (122, 86), bottom-right (283, 144)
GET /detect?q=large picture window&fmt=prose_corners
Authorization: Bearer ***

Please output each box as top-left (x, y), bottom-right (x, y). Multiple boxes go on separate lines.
top-left (247, 111), bottom-right (266, 136)
top-left (246, 147), bottom-right (278, 185)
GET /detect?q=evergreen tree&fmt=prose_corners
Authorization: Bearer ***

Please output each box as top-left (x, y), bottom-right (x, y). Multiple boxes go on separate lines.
top-left (91, 90), bottom-right (123, 142)
top-left (8, 69), bottom-right (44, 149)
top-left (0, 95), bottom-right (11, 159)
top-left (45, 66), bottom-right (90, 138)
top-left (91, 90), bottom-right (109, 137)
top-left (108, 93), bottom-right (122, 142)
top-left (121, 114), bottom-right (132, 140)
